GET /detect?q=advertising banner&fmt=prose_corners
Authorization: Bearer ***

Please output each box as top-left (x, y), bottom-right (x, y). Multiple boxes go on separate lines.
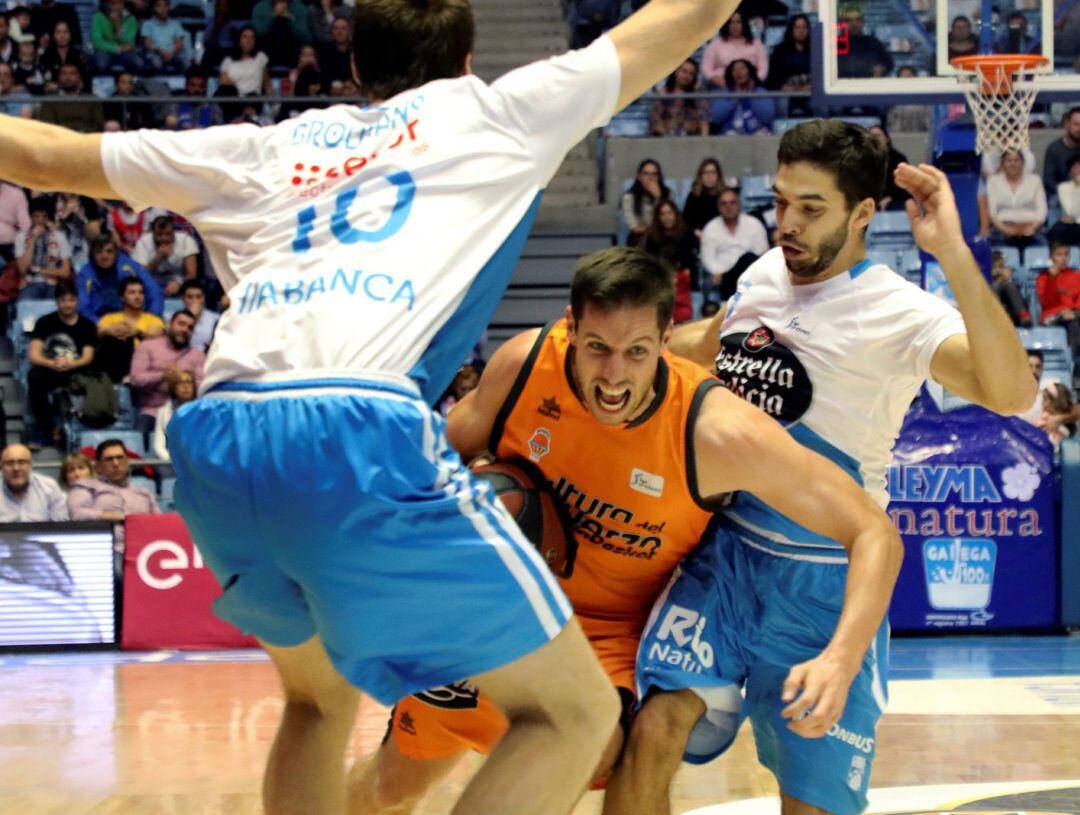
top-left (887, 397), bottom-right (1057, 630)
top-left (121, 513), bottom-right (256, 650)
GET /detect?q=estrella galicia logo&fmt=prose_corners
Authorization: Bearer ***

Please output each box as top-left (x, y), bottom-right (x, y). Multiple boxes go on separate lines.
top-left (923, 538), bottom-right (997, 610)
top-left (716, 326), bottom-right (813, 425)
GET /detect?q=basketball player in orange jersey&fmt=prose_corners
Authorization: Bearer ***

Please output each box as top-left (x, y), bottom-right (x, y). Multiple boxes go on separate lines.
top-left (346, 247), bottom-right (903, 815)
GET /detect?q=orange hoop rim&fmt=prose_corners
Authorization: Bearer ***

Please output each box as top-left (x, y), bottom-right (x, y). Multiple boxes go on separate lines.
top-left (950, 54), bottom-right (1050, 81)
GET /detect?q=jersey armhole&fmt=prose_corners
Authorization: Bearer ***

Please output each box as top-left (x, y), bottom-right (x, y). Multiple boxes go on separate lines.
top-left (487, 320), bottom-right (556, 454)
top-left (685, 379), bottom-right (735, 513)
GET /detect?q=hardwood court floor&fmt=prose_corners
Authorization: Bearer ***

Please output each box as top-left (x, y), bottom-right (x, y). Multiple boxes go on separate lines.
top-left (1, 637), bottom-right (1078, 815)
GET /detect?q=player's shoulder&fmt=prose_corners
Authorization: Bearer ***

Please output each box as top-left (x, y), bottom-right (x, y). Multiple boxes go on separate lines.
top-left (485, 326), bottom-right (547, 386)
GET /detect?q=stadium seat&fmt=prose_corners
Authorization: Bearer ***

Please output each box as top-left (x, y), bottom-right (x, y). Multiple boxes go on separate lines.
top-left (739, 174), bottom-right (774, 209)
top-left (604, 100), bottom-right (650, 137)
top-left (129, 475), bottom-right (157, 496)
top-left (1018, 326), bottom-right (1073, 379)
top-left (994, 245), bottom-right (1021, 271)
top-left (867, 210), bottom-right (913, 247)
top-left (163, 298), bottom-right (184, 322)
top-left (12, 299), bottom-right (56, 338)
top-left (1025, 245), bottom-right (1052, 271)
top-left (867, 248), bottom-right (897, 270)
top-left (79, 429), bottom-right (146, 457)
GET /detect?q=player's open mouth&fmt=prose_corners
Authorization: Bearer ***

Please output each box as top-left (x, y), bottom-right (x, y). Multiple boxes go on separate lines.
top-left (595, 385), bottom-right (630, 413)
top-left (781, 245), bottom-right (807, 260)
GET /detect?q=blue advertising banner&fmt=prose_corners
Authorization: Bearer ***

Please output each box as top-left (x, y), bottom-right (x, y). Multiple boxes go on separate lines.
top-left (887, 396), bottom-right (1057, 631)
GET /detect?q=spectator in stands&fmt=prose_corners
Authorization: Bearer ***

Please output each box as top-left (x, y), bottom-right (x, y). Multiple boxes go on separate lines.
top-left (27, 278), bottom-right (97, 446)
top-left (988, 148), bottom-right (1048, 253)
top-left (0, 62), bottom-right (33, 118)
top-left (108, 202), bottom-right (160, 254)
top-left (179, 279), bottom-right (218, 352)
top-left (140, 0), bottom-right (189, 74)
top-left (1044, 107), bottom-right (1080, 201)
top-left (129, 309), bottom-right (204, 439)
top-left (96, 277), bottom-right (165, 382)
top-left (68, 438), bottom-right (160, 521)
top-left (251, 0), bottom-right (309, 70)
top-left (436, 362), bottom-right (481, 417)
top-left (0, 443), bottom-right (67, 521)
top-left (15, 196), bottom-right (72, 297)
top-left (39, 21), bottom-right (90, 95)
top-left (567, 0), bottom-right (620, 50)
top-left (644, 200), bottom-right (695, 323)
top-left (0, 182), bottom-right (29, 265)
top-left (317, 16), bottom-right (352, 85)
top-left (54, 192), bottom-right (103, 269)
top-left (8, 6), bottom-right (32, 43)
top-left (682, 157), bottom-right (725, 240)
top-left (279, 63), bottom-right (323, 121)
top-left (701, 10), bottom-right (767, 89)
top-left (1050, 154), bottom-right (1080, 246)
top-left (131, 215), bottom-right (198, 296)
top-left (700, 186), bottom-right (769, 301)
top-left (58, 452), bottom-right (93, 490)
top-left (310, 0), bottom-right (351, 45)
top-left (886, 66), bottom-right (930, 132)
top-left (868, 126), bottom-right (911, 211)
top-left (649, 58), bottom-right (709, 137)
top-left (219, 25), bottom-right (272, 100)
top-left (151, 368), bottom-right (196, 460)
top-left (104, 71), bottom-right (154, 130)
top-left (91, 0), bottom-right (143, 75)
top-left (200, 0), bottom-right (243, 70)
top-left (991, 250), bottom-right (1033, 328)
top-left (76, 233), bottom-right (163, 321)
top-left (765, 14), bottom-right (812, 117)
top-left (700, 299), bottom-right (720, 318)
top-left (35, 63), bottom-right (104, 133)
top-left (30, 0), bottom-right (83, 49)
top-left (0, 13), bottom-right (15, 64)
top-left (947, 15), bottom-right (978, 60)
top-left (11, 38), bottom-right (46, 95)
top-left (621, 159), bottom-right (670, 249)
top-left (1036, 242), bottom-right (1080, 381)
top-left (1018, 349), bottom-right (1080, 446)
top-left (708, 59), bottom-right (775, 135)
top-left (163, 67), bottom-right (218, 130)
top-left (998, 11), bottom-right (1036, 53)
top-left (837, 5), bottom-right (893, 78)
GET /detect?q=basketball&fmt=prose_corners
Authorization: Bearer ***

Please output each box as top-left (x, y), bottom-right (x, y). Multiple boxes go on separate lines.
top-left (473, 460), bottom-right (578, 579)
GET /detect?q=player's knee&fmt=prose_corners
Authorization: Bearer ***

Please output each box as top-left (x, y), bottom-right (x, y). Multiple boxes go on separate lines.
top-left (370, 771), bottom-right (424, 813)
top-left (624, 691), bottom-right (702, 767)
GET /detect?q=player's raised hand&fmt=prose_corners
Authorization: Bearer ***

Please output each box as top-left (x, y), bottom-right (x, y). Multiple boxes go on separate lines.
top-left (894, 162), bottom-right (967, 258)
top-left (779, 650), bottom-right (860, 738)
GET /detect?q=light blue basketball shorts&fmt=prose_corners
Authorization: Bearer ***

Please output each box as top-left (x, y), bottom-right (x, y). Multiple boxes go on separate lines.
top-left (636, 521), bottom-right (889, 815)
top-left (168, 376), bottom-right (573, 705)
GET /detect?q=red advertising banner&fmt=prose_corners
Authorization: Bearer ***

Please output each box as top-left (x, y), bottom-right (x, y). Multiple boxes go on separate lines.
top-left (121, 513), bottom-right (257, 650)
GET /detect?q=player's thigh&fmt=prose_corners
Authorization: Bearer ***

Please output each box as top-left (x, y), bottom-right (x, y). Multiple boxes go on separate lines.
top-left (262, 635), bottom-right (360, 715)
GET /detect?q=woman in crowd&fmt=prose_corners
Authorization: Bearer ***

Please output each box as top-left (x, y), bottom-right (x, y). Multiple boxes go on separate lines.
top-left (217, 25), bottom-right (271, 121)
top-left (947, 15), bottom-right (979, 59)
top-left (644, 199), bottom-right (695, 322)
top-left (621, 159), bottom-right (670, 248)
top-left (709, 59), bottom-right (775, 135)
top-left (39, 21), bottom-right (89, 94)
top-left (765, 14), bottom-right (812, 116)
top-left (682, 157), bottom-right (725, 239)
top-left (152, 370), bottom-right (196, 461)
top-left (987, 148), bottom-right (1048, 255)
top-left (1049, 154), bottom-right (1080, 245)
top-left (701, 9), bottom-right (768, 88)
top-left (869, 125), bottom-right (911, 211)
top-left (649, 58), bottom-right (709, 137)
top-left (58, 453), bottom-right (93, 491)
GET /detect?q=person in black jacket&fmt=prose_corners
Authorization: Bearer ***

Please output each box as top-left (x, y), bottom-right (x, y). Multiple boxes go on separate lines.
top-left (681, 157), bottom-right (725, 238)
top-left (765, 14), bottom-right (812, 117)
top-left (869, 125), bottom-right (911, 211)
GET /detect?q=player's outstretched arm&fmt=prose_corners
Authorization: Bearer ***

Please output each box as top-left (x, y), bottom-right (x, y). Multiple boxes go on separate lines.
top-left (668, 308), bottom-right (725, 369)
top-left (895, 162), bottom-right (1036, 415)
top-left (445, 329), bottom-right (539, 462)
top-left (0, 115), bottom-right (118, 199)
top-left (693, 389), bottom-right (903, 739)
top-left (607, 0), bottom-right (741, 111)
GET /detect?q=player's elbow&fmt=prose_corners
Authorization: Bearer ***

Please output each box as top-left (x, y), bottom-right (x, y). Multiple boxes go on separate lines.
top-left (982, 376), bottom-right (1038, 417)
top-left (854, 515), bottom-right (904, 577)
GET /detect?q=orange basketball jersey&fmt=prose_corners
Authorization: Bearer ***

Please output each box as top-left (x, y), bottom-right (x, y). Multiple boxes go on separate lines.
top-left (491, 319), bottom-right (723, 627)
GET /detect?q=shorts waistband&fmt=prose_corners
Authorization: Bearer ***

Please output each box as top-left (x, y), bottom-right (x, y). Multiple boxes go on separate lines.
top-left (205, 372), bottom-right (421, 401)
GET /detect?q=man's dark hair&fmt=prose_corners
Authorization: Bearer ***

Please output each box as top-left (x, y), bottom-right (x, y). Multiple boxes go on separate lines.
top-left (95, 439), bottom-right (126, 461)
top-left (1065, 106), bottom-right (1080, 124)
top-left (54, 278), bottom-right (78, 300)
top-left (1027, 348), bottom-right (1044, 361)
top-left (119, 277), bottom-right (145, 296)
top-left (29, 196), bottom-right (53, 217)
top-left (1050, 240), bottom-right (1071, 255)
top-left (351, 0), bottom-right (473, 101)
top-left (178, 279), bottom-right (205, 297)
top-left (570, 247), bottom-right (674, 333)
top-left (170, 308), bottom-right (196, 324)
top-left (777, 119), bottom-right (889, 208)
top-left (151, 215), bottom-right (173, 231)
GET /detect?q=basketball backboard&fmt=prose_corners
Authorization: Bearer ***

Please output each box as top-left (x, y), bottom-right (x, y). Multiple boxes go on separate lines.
top-left (814, 0), bottom-right (1080, 106)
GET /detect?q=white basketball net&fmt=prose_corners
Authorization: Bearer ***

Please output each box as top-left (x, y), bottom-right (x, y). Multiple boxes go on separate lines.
top-left (954, 61), bottom-right (1047, 155)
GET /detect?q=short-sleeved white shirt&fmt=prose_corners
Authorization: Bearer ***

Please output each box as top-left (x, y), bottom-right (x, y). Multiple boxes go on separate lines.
top-left (14, 228), bottom-right (72, 273)
top-left (715, 248), bottom-right (967, 560)
top-left (101, 37), bottom-right (622, 401)
top-left (131, 230), bottom-right (199, 285)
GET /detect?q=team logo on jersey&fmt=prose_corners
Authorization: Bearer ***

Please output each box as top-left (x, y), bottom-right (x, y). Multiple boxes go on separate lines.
top-left (629, 468), bottom-right (665, 498)
top-left (413, 681), bottom-right (480, 710)
top-left (397, 710), bottom-right (417, 735)
top-left (744, 326), bottom-right (775, 351)
top-left (538, 397), bottom-right (562, 420)
top-left (716, 327), bottom-right (813, 426)
top-left (528, 428), bottom-right (552, 462)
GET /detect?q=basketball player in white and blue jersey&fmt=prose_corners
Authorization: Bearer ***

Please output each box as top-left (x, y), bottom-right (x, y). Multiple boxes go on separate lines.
top-left (0, 2), bottom-right (749, 813)
top-left (610, 121), bottom-right (1036, 815)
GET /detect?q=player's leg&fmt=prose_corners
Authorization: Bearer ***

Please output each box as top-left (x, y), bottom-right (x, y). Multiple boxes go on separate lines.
top-left (261, 636), bottom-right (361, 815)
top-left (603, 689), bottom-right (704, 815)
top-left (780, 795), bottom-right (832, 815)
top-left (347, 739), bottom-right (462, 815)
top-left (452, 618), bottom-right (620, 815)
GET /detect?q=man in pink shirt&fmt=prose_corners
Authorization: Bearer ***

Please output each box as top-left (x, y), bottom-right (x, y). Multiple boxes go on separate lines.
top-left (0, 179), bottom-right (29, 263)
top-left (128, 308), bottom-right (204, 443)
top-left (68, 438), bottom-right (159, 521)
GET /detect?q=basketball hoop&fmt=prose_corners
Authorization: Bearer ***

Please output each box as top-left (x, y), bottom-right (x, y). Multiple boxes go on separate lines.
top-left (950, 54), bottom-right (1051, 155)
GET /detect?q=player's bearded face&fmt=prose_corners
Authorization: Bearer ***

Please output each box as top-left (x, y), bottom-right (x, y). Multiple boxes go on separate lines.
top-left (568, 304), bottom-right (670, 426)
top-left (784, 217), bottom-right (849, 279)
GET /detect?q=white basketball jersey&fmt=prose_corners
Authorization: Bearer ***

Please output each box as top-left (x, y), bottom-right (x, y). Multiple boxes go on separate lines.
top-left (717, 247), bottom-right (966, 560)
top-left (100, 37), bottom-right (621, 403)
